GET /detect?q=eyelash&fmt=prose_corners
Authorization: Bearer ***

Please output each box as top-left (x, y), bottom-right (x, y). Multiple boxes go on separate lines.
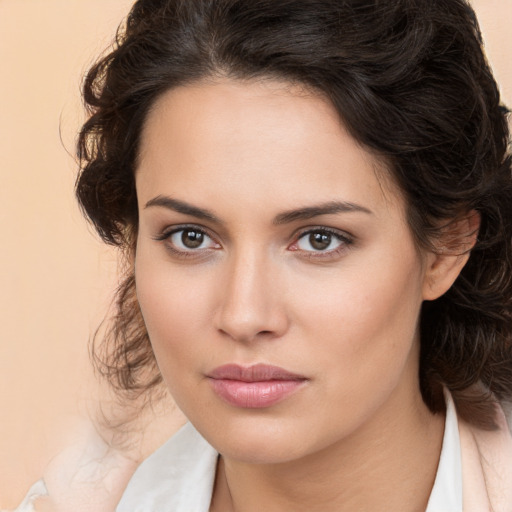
top-left (153, 225), bottom-right (220, 258)
top-left (153, 224), bottom-right (354, 260)
top-left (290, 227), bottom-right (354, 260)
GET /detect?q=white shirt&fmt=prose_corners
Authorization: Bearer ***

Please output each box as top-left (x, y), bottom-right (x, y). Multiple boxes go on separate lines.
top-left (14, 394), bottom-right (463, 512)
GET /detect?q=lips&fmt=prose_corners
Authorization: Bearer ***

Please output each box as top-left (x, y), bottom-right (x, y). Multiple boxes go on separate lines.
top-left (207, 364), bottom-right (307, 408)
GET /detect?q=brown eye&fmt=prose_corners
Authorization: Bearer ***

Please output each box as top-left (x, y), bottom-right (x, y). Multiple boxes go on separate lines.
top-left (181, 230), bottom-right (204, 248)
top-left (295, 229), bottom-right (347, 253)
top-left (309, 232), bottom-right (332, 250)
top-left (167, 228), bottom-right (217, 251)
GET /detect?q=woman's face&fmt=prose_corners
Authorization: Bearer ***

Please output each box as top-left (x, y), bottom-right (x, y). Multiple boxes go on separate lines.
top-left (135, 79), bottom-right (432, 464)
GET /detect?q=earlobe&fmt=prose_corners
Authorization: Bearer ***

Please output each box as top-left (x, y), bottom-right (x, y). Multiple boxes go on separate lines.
top-left (422, 210), bottom-right (480, 301)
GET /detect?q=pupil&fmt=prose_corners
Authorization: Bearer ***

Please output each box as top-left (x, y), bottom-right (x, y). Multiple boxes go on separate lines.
top-left (182, 230), bottom-right (204, 248)
top-left (310, 232), bottom-right (331, 250)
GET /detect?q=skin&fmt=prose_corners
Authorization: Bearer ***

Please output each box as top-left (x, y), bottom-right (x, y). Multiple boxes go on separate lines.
top-left (134, 78), bottom-right (471, 511)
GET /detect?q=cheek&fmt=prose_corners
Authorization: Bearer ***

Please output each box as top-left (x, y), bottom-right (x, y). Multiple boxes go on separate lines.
top-left (134, 250), bottom-right (213, 377)
top-left (136, 271), bottom-right (201, 338)
top-left (292, 250), bottom-right (425, 385)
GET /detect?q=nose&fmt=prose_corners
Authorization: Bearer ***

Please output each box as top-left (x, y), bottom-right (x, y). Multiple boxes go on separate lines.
top-left (213, 250), bottom-right (289, 343)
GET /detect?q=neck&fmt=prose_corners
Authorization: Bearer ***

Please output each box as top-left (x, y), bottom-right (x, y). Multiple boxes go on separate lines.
top-left (210, 382), bottom-right (445, 512)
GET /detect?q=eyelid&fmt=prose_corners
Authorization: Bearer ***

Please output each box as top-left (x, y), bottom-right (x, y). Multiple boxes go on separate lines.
top-left (288, 226), bottom-right (354, 256)
top-left (153, 223), bottom-right (217, 242)
top-left (292, 225), bottom-right (354, 243)
top-left (153, 224), bottom-right (222, 258)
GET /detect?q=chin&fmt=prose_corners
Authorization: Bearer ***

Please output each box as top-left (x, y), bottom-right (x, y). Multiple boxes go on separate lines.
top-left (217, 434), bottom-right (307, 465)
top-left (190, 411), bottom-right (327, 465)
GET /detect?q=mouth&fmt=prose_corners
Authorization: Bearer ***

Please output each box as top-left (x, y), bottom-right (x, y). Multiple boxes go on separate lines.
top-left (206, 364), bottom-right (308, 409)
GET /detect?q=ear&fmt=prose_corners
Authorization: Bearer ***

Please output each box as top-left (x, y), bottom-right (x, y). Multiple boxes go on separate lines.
top-left (422, 210), bottom-right (480, 301)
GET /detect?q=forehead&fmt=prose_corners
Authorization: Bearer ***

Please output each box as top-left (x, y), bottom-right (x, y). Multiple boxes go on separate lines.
top-left (136, 78), bottom-right (403, 219)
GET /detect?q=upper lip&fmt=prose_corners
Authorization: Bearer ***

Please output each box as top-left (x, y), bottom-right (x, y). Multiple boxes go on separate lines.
top-left (207, 364), bottom-right (307, 382)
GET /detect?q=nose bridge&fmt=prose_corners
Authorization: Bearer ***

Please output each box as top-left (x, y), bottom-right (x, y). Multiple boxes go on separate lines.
top-left (215, 243), bottom-right (286, 342)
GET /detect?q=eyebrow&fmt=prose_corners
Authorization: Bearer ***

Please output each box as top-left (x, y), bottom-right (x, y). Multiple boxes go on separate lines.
top-left (145, 195), bottom-right (220, 223)
top-left (144, 195), bottom-right (372, 225)
top-left (273, 201), bottom-right (373, 225)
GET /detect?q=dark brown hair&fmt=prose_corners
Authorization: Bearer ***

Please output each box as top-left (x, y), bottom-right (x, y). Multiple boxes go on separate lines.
top-left (77, 0), bottom-right (512, 429)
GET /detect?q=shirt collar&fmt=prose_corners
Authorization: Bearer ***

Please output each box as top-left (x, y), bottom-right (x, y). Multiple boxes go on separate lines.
top-left (426, 390), bottom-right (463, 512)
top-left (116, 422), bottom-right (218, 512)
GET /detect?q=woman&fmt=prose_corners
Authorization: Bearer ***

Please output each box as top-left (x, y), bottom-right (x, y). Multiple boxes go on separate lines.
top-left (16, 0), bottom-right (512, 510)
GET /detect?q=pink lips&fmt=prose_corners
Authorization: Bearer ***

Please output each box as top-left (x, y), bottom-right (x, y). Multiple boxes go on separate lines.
top-left (207, 364), bottom-right (307, 408)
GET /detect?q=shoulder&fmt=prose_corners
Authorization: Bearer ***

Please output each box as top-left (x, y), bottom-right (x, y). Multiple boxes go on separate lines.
top-left (6, 480), bottom-right (48, 512)
top-left (458, 404), bottom-right (512, 512)
top-left (9, 423), bottom-right (138, 512)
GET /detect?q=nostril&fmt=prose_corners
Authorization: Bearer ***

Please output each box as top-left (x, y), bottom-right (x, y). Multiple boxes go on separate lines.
top-left (216, 326), bottom-right (281, 343)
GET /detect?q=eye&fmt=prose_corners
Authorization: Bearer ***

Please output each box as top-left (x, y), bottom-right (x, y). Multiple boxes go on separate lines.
top-left (156, 226), bottom-right (220, 253)
top-left (298, 231), bottom-right (340, 251)
top-left (290, 228), bottom-right (353, 255)
top-left (170, 228), bottom-right (216, 250)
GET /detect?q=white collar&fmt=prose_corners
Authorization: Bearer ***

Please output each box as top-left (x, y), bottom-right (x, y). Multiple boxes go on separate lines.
top-left (116, 422), bottom-right (218, 512)
top-left (117, 395), bottom-right (462, 512)
top-left (426, 391), bottom-right (463, 512)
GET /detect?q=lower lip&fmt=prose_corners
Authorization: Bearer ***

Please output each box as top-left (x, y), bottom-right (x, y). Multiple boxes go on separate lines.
top-left (208, 379), bottom-right (306, 408)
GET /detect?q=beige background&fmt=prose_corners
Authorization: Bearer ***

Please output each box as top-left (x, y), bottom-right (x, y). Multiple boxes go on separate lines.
top-left (0, 0), bottom-right (511, 508)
